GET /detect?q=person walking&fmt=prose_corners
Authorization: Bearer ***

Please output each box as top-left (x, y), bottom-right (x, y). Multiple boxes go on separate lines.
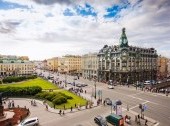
top-left (59, 109), bottom-right (62, 115)
top-left (70, 106), bottom-right (72, 112)
top-left (145, 119), bottom-right (148, 126)
top-left (46, 104), bottom-right (48, 111)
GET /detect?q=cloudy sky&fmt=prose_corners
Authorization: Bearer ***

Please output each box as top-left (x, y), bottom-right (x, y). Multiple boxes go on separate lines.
top-left (0, 0), bottom-right (170, 60)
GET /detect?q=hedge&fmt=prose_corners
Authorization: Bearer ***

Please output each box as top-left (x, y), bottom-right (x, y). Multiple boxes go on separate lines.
top-left (35, 92), bottom-right (73, 105)
top-left (2, 75), bottom-right (37, 83)
top-left (0, 86), bottom-right (42, 97)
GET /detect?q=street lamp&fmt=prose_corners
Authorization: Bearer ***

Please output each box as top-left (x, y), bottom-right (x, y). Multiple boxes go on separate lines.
top-left (94, 77), bottom-right (97, 99)
top-left (73, 74), bottom-right (76, 90)
top-left (65, 73), bottom-right (67, 87)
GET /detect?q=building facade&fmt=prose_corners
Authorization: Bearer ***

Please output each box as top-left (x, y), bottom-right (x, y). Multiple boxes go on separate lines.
top-left (157, 56), bottom-right (168, 79)
top-left (98, 28), bottom-right (158, 84)
top-left (62, 55), bottom-right (82, 75)
top-left (167, 59), bottom-right (170, 78)
top-left (0, 55), bottom-right (34, 76)
top-left (46, 57), bottom-right (58, 72)
top-left (81, 53), bottom-right (98, 79)
top-left (58, 57), bottom-right (68, 74)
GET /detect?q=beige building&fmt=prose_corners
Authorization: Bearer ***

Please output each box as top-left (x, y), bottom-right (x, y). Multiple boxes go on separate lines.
top-left (19, 56), bottom-right (29, 61)
top-left (81, 53), bottom-right (98, 79)
top-left (46, 57), bottom-right (58, 72)
top-left (0, 56), bottom-right (34, 76)
top-left (157, 56), bottom-right (168, 79)
top-left (60, 55), bottom-right (81, 75)
top-left (167, 59), bottom-right (170, 78)
top-left (58, 57), bottom-right (68, 74)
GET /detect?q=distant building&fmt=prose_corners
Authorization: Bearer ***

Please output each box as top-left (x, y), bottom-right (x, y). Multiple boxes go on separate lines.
top-left (46, 57), bottom-right (58, 72)
top-left (81, 53), bottom-right (98, 79)
top-left (19, 56), bottom-right (29, 61)
top-left (167, 59), bottom-right (170, 78)
top-left (97, 28), bottom-right (158, 84)
top-left (0, 55), bottom-right (34, 76)
top-left (62, 55), bottom-right (82, 75)
top-left (58, 57), bottom-right (68, 74)
top-left (157, 56), bottom-right (168, 79)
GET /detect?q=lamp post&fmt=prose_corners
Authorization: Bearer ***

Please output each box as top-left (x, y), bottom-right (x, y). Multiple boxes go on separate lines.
top-left (65, 73), bottom-right (67, 87)
top-left (94, 77), bottom-right (97, 99)
top-left (73, 74), bottom-right (76, 90)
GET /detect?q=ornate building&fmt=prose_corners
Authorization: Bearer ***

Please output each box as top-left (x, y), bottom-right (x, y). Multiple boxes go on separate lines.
top-left (98, 28), bottom-right (158, 84)
top-left (81, 53), bottom-right (98, 79)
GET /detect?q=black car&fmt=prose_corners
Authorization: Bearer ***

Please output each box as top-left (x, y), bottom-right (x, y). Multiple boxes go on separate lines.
top-left (94, 115), bottom-right (107, 126)
top-left (104, 98), bottom-right (112, 105)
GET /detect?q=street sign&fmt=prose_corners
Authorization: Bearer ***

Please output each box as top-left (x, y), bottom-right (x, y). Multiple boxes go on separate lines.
top-left (143, 104), bottom-right (147, 111)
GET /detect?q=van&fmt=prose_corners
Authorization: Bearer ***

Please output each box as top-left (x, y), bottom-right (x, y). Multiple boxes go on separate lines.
top-left (106, 113), bottom-right (124, 126)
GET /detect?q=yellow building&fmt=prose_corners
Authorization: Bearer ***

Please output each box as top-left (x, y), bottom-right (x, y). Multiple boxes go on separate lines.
top-left (157, 56), bottom-right (168, 79)
top-left (19, 56), bottom-right (29, 61)
top-left (58, 58), bottom-right (68, 74)
top-left (47, 57), bottom-right (58, 72)
top-left (61, 55), bottom-right (82, 75)
top-left (0, 56), bottom-right (34, 76)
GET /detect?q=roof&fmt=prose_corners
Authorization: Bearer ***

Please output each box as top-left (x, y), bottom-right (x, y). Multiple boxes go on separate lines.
top-left (106, 113), bottom-right (122, 120)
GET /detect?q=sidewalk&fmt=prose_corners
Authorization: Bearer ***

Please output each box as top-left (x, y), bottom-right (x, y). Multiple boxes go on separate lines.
top-left (123, 110), bottom-right (158, 126)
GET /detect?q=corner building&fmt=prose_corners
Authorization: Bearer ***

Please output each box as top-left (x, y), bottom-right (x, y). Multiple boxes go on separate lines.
top-left (98, 28), bottom-right (158, 84)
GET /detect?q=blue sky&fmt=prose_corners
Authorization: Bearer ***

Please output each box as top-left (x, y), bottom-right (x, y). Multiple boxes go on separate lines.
top-left (0, 0), bottom-right (170, 60)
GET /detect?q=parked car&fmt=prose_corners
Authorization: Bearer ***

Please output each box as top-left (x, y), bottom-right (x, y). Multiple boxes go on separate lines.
top-left (18, 117), bottom-right (39, 126)
top-left (104, 98), bottom-right (112, 105)
top-left (94, 115), bottom-right (107, 126)
top-left (76, 83), bottom-right (83, 87)
top-left (144, 81), bottom-right (151, 85)
top-left (108, 85), bottom-right (114, 89)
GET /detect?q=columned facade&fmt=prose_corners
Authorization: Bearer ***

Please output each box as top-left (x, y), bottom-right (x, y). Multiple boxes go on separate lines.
top-left (98, 28), bottom-right (158, 84)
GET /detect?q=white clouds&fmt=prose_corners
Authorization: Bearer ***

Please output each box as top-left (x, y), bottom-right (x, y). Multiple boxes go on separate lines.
top-left (0, 0), bottom-right (170, 60)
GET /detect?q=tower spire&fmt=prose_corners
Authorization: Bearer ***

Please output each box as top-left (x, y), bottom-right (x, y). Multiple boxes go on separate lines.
top-left (120, 28), bottom-right (128, 48)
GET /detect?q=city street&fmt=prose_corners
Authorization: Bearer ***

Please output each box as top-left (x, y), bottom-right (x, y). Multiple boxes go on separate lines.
top-left (35, 70), bottom-right (170, 126)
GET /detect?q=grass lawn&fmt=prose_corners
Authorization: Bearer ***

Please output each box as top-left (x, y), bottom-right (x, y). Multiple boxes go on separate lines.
top-left (0, 77), bottom-right (58, 90)
top-left (47, 90), bottom-right (87, 109)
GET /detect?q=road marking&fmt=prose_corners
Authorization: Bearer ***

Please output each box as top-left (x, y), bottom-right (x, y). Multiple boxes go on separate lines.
top-left (128, 92), bottom-right (144, 96)
top-left (154, 122), bottom-right (160, 126)
top-left (129, 101), bottom-right (149, 110)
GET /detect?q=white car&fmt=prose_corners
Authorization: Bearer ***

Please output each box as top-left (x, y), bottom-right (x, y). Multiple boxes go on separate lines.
top-left (108, 85), bottom-right (114, 89)
top-left (18, 117), bottom-right (39, 126)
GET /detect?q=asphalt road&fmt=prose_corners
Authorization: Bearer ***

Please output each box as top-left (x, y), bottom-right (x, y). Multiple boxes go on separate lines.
top-left (35, 70), bottom-right (170, 126)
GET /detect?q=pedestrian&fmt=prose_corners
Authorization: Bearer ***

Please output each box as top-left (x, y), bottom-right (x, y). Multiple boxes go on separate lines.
top-left (70, 106), bottom-right (72, 112)
top-left (75, 103), bottom-right (77, 108)
top-left (127, 105), bottom-right (129, 111)
top-left (145, 119), bottom-right (148, 126)
top-left (103, 100), bottom-right (105, 106)
top-left (62, 110), bottom-right (65, 115)
top-left (46, 104), bottom-right (48, 111)
top-left (85, 90), bottom-right (86, 94)
top-left (59, 109), bottom-right (62, 115)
